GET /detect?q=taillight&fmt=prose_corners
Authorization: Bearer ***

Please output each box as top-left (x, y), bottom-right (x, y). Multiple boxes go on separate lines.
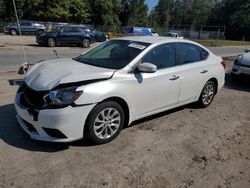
top-left (221, 60), bottom-right (226, 69)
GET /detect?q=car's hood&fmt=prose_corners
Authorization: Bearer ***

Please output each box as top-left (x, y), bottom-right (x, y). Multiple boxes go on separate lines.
top-left (239, 53), bottom-right (250, 66)
top-left (24, 58), bottom-right (115, 91)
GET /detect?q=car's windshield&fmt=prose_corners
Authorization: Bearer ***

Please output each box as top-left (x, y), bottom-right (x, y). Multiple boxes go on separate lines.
top-left (73, 40), bottom-right (150, 69)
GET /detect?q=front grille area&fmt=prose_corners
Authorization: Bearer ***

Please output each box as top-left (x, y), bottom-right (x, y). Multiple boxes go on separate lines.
top-left (19, 83), bottom-right (49, 109)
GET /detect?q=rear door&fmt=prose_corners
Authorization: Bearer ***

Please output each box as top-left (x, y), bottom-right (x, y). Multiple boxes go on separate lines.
top-left (69, 27), bottom-right (83, 43)
top-left (176, 42), bottom-right (210, 103)
top-left (131, 43), bottom-right (181, 117)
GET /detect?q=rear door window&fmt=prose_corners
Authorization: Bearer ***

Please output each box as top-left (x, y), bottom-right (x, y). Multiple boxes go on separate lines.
top-left (176, 43), bottom-right (201, 65)
top-left (70, 27), bottom-right (82, 32)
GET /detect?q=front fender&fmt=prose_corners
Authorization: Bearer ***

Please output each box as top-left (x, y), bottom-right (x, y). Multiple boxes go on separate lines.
top-left (75, 75), bottom-right (134, 123)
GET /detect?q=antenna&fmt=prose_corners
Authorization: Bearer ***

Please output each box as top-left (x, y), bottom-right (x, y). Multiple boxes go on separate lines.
top-left (12, 0), bottom-right (27, 63)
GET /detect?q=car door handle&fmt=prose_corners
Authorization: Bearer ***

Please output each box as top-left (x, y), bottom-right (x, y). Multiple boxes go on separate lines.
top-left (169, 75), bottom-right (180, 81)
top-left (200, 70), bottom-right (208, 74)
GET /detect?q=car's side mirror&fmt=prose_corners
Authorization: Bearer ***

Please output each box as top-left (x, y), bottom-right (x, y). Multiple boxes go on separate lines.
top-left (245, 48), bottom-right (250, 53)
top-left (138, 63), bottom-right (157, 73)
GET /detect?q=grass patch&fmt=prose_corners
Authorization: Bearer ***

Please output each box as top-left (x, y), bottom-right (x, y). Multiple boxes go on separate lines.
top-left (192, 39), bottom-right (250, 47)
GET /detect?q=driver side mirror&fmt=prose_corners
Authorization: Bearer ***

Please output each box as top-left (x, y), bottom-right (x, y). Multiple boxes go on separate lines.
top-left (138, 62), bottom-right (157, 73)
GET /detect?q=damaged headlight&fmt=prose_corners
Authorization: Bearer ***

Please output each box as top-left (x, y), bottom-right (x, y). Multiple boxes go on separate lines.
top-left (48, 87), bottom-right (83, 106)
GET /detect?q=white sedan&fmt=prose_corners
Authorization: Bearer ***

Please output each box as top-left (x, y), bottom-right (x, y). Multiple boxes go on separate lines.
top-left (15, 36), bottom-right (225, 144)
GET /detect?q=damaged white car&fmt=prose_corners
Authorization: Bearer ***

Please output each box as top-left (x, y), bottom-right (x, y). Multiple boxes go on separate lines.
top-left (15, 36), bottom-right (225, 144)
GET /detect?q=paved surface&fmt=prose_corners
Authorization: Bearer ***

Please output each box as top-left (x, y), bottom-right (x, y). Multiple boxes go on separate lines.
top-left (0, 35), bottom-right (99, 72)
top-left (209, 46), bottom-right (250, 57)
top-left (0, 35), bottom-right (250, 188)
top-left (0, 35), bottom-right (250, 72)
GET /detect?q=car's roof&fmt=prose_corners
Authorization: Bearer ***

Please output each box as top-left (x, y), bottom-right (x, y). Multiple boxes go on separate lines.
top-left (117, 36), bottom-right (186, 44)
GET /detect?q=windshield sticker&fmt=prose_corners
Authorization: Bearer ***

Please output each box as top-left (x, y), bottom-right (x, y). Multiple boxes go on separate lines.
top-left (128, 43), bottom-right (146, 50)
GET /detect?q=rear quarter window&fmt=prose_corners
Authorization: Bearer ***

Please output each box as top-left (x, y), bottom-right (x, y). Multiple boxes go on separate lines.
top-left (200, 47), bottom-right (209, 60)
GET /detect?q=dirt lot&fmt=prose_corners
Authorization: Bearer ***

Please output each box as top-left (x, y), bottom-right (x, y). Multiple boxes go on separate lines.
top-left (0, 36), bottom-right (250, 188)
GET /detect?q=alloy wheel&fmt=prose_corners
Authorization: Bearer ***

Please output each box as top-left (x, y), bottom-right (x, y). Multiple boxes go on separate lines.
top-left (202, 83), bottom-right (214, 105)
top-left (93, 108), bottom-right (121, 139)
top-left (48, 38), bottom-right (55, 47)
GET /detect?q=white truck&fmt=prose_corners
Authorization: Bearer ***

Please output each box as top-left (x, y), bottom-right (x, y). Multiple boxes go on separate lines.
top-left (166, 32), bottom-right (184, 39)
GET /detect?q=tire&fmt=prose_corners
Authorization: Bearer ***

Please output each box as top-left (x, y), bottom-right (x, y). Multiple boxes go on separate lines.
top-left (85, 101), bottom-right (125, 144)
top-left (47, 37), bottom-right (56, 47)
top-left (198, 80), bottom-right (216, 108)
top-left (9, 29), bottom-right (17, 35)
top-left (82, 38), bottom-right (90, 48)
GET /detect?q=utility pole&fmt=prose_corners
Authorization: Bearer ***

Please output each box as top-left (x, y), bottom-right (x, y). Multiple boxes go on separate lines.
top-left (215, 28), bottom-right (221, 47)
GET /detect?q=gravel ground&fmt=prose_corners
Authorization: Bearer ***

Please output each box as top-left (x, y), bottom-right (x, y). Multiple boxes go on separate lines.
top-left (0, 36), bottom-right (249, 188)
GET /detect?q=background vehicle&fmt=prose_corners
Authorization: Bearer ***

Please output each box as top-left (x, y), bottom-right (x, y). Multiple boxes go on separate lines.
top-left (125, 27), bottom-right (159, 36)
top-left (3, 22), bottom-right (45, 35)
top-left (15, 37), bottom-right (225, 144)
top-left (81, 27), bottom-right (107, 42)
top-left (36, 25), bottom-right (95, 47)
top-left (231, 49), bottom-right (250, 80)
top-left (165, 32), bottom-right (184, 39)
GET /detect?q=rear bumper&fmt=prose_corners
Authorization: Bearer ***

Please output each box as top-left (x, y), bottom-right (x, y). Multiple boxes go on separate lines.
top-left (232, 64), bottom-right (250, 76)
top-left (15, 92), bottom-right (95, 142)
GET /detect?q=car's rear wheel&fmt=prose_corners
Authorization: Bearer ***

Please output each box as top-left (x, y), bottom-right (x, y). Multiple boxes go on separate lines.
top-left (85, 101), bottom-right (125, 144)
top-left (82, 38), bottom-right (90, 48)
top-left (198, 80), bottom-right (216, 108)
top-left (47, 37), bottom-right (56, 47)
top-left (9, 29), bottom-right (17, 35)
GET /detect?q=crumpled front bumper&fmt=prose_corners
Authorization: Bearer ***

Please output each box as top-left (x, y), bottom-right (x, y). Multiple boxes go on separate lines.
top-left (15, 93), bottom-right (95, 142)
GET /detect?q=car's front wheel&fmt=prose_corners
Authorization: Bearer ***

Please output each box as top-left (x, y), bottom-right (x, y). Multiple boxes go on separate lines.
top-left (47, 37), bottom-right (56, 47)
top-left (198, 80), bottom-right (216, 108)
top-left (85, 101), bottom-right (125, 144)
top-left (9, 29), bottom-right (17, 35)
top-left (82, 38), bottom-right (90, 48)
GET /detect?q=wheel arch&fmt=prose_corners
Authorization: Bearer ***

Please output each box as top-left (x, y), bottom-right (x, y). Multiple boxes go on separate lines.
top-left (101, 97), bottom-right (130, 128)
top-left (9, 28), bottom-right (17, 34)
top-left (208, 77), bottom-right (218, 95)
top-left (83, 96), bottom-right (130, 139)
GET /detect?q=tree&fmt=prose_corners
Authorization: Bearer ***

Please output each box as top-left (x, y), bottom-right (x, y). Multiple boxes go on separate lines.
top-left (88, 0), bottom-right (120, 26)
top-left (1, 0), bottom-right (90, 23)
top-left (149, 0), bottom-right (173, 32)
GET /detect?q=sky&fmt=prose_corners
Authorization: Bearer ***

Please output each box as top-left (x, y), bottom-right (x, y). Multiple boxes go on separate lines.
top-left (145, 0), bottom-right (159, 12)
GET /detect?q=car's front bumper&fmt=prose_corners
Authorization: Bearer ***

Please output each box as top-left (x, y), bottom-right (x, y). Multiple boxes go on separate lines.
top-left (36, 35), bottom-right (47, 45)
top-left (15, 93), bottom-right (95, 142)
top-left (232, 64), bottom-right (250, 76)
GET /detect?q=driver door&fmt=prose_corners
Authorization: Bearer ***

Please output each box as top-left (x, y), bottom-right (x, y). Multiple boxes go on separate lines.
top-left (131, 43), bottom-right (181, 118)
top-left (57, 27), bottom-right (72, 44)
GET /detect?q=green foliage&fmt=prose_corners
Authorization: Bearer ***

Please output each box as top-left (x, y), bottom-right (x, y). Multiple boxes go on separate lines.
top-left (0, 0), bottom-right (249, 40)
top-left (127, 0), bottom-right (148, 26)
top-left (88, 0), bottom-right (120, 26)
top-left (1, 0), bottom-right (90, 23)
